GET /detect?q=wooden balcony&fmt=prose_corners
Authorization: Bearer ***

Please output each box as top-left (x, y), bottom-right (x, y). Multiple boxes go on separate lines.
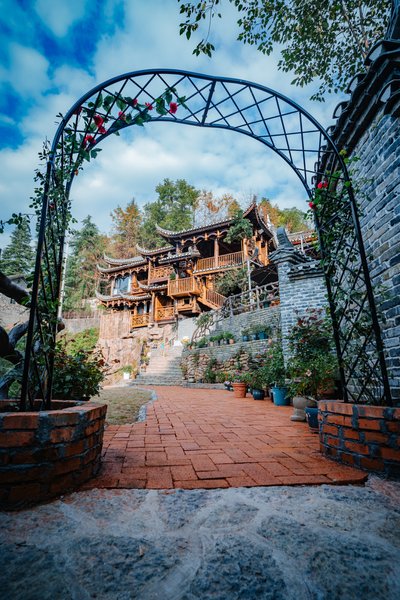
top-left (148, 265), bottom-right (173, 282)
top-left (155, 306), bottom-right (175, 321)
top-left (168, 277), bottom-right (201, 297)
top-left (131, 313), bottom-right (150, 328)
top-left (176, 299), bottom-right (199, 313)
top-left (194, 251), bottom-right (244, 273)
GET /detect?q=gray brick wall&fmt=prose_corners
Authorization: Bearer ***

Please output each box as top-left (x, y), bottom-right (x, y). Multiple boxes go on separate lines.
top-left (277, 262), bottom-right (328, 361)
top-left (352, 113), bottom-right (400, 402)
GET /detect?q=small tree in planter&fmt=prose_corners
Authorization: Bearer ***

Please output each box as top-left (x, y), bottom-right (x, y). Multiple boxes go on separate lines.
top-left (262, 341), bottom-right (288, 405)
top-left (287, 311), bottom-right (338, 425)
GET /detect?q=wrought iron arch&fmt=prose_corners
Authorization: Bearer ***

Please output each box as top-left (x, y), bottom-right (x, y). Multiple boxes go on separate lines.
top-left (21, 69), bottom-right (391, 408)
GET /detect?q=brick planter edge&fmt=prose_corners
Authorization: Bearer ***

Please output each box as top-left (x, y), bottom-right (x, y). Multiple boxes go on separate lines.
top-left (0, 399), bottom-right (107, 510)
top-left (319, 400), bottom-right (400, 477)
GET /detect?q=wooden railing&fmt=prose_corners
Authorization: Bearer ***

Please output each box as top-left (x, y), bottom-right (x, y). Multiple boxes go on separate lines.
top-left (203, 289), bottom-right (226, 308)
top-left (168, 277), bottom-right (201, 296)
top-left (156, 306), bottom-right (175, 321)
top-left (194, 251), bottom-right (244, 272)
top-left (149, 265), bottom-right (173, 281)
top-left (131, 313), bottom-right (150, 328)
top-left (176, 299), bottom-right (197, 312)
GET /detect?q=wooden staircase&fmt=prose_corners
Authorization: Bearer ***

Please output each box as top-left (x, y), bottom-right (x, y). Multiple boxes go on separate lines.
top-left (198, 288), bottom-right (226, 310)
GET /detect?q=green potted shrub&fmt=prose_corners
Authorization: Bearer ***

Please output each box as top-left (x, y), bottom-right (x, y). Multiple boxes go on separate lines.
top-left (241, 328), bottom-right (250, 342)
top-left (229, 370), bottom-right (247, 398)
top-left (224, 331), bottom-right (235, 344)
top-left (287, 312), bottom-right (338, 427)
top-left (262, 341), bottom-right (288, 405)
top-left (244, 369), bottom-right (266, 400)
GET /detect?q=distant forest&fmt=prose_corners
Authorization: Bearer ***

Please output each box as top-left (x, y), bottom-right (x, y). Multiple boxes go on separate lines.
top-left (0, 177), bottom-right (310, 311)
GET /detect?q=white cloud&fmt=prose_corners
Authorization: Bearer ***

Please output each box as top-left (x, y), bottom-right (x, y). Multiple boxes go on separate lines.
top-left (0, 0), bottom-right (346, 249)
top-left (2, 43), bottom-right (50, 96)
top-left (33, 0), bottom-right (89, 37)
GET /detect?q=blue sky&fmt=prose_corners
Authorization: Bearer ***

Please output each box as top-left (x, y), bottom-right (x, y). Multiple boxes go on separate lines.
top-left (0, 0), bottom-right (343, 246)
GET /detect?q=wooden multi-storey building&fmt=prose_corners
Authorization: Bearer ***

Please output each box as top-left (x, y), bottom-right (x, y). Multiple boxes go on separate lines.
top-left (96, 203), bottom-right (277, 329)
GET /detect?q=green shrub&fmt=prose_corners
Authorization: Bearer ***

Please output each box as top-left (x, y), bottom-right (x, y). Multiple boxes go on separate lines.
top-left (62, 327), bottom-right (99, 356)
top-left (52, 342), bottom-right (105, 400)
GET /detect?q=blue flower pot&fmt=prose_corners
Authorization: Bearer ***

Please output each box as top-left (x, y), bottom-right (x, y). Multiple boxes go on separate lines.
top-left (258, 332), bottom-right (267, 340)
top-left (252, 388), bottom-right (265, 400)
top-left (271, 386), bottom-right (289, 406)
top-left (305, 406), bottom-right (319, 432)
top-left (242, 335), bottom-right (249, 342)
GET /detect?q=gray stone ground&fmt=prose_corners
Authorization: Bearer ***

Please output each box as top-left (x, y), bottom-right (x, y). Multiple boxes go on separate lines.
top-left (1, 477), bottom-right (399, 600)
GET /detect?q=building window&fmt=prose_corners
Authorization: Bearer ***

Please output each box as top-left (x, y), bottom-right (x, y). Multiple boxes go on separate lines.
top-left (114, 275), bottom-right (130, 295)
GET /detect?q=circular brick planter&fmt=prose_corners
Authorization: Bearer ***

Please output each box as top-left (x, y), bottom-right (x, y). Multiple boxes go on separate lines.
top-left (0, 399), bottom-right (107, 510)
top-left (319, 400), bottom-right (400, 477)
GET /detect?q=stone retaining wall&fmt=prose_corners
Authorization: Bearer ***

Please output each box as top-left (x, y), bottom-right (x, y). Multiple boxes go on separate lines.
top-left (213, 306), bottom-right (280, 339)
top-left (182, 339), bottom-right (268, 382)
top-left (0, 400), bottom-right (107, 510)
top-left (319, 400), bottom-right (400, 476)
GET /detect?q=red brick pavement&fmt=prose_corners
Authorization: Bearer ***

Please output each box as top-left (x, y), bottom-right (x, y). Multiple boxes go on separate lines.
top-left (83, 387), bottom-right (367, 490)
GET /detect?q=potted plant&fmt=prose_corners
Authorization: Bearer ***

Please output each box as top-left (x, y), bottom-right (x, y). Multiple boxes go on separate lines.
top-left (223, 331), bottom-right (234, 344)
top-left (262, 341), bottom-right (288, 405)
top-left (249, 325), bottom-right (258, 341)
top-left (244, 369), bottom-right (266, 400)
top-left (229, 370), bottom-right (247, 398)
top-left (121, 365), bottom-right (133, 380)
top-left (287, 312), bottom-right (338, 428)
top-left (241, 328), bottom-right (250, 342)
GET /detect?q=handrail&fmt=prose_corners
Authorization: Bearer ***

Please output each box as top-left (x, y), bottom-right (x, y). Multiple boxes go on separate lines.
top-left (149, 265), bottom-right (173, 281)
top-left (156, 306), bottom-right (175, 320)
top-left (204, 289), bottom-right (226, 308)
top-left (131, 313), bottom-right (150, 328)
top-left (168, 277), bottom-right (201, 295)
top-left (194, 251), bottom-right (244, 272)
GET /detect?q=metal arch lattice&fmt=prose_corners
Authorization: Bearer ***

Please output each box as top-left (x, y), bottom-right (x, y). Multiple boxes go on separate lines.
top-left (21, 69), bottom-right (391, 409)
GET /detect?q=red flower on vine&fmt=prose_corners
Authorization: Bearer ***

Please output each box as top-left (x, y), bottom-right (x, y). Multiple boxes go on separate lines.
top-left (145, 102), bottom-right (153, 110)
top-left (94, 114), bottom-right (104, 127)
top-left (317, 181), bottom-right (328, 189)
top-left (308, 201), bottom-right (316, 210)
top-left (83, 134), bottom-right (95, 147)
top-left (98, 126), bottom-right (107, 135)
top-left (118, 111), bottom-right (126, 121)
top-left (169, 102), bottom-right (178, 114)
top-left (131, 98), bottom-right (138, 107)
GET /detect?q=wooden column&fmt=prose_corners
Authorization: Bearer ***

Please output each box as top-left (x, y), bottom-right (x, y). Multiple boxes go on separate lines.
top-left (150, 292), bottom-right (155, 323)
top-left (214, 237), bottom-right (219, 268)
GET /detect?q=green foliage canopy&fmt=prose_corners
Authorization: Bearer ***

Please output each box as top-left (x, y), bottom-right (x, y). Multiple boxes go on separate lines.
top-left (139, 178), bottom-right (199, 248)
top-left (178, 0), bottom-right (392, 100)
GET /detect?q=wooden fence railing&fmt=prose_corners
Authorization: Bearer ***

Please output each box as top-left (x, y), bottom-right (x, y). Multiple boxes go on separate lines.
top-left (194, 251), bottom-right (244, 272)
top-left (131, 313), bottom-right (150, 328)
top-left (168, 277), bottom-right (201, 296)
top-left (156, 306), bottom-right (175, 321)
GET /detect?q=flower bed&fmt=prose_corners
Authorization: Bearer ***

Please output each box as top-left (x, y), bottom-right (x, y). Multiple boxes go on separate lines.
top-left (0, 399), bottom-right (107, 510)
top-left (319, 400), bottom-right (400, 476)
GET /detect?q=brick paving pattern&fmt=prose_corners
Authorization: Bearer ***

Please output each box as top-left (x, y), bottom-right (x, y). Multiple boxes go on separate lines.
top-left (84, 387), bottom-right (367, 490)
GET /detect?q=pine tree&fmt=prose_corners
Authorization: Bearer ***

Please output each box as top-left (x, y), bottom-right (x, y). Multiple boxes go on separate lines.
top-left (0, 219), bottom-right (34, 277)
top-left (63, 216), bottom-right (108, 311)
top-left (110, 198), bottom-right (141, 257)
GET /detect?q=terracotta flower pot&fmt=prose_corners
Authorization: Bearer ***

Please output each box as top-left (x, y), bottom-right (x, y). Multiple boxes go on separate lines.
top-left (232, 382), bottom-right (247, 398)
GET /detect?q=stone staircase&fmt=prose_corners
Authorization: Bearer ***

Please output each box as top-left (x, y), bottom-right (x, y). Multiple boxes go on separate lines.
top-left (130, 345), bottom-right (184, 386)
